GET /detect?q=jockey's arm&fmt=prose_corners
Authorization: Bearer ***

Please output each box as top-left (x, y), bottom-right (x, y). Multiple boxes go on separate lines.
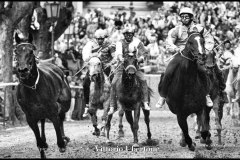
top-left (82, 41), bottom-right (92, 62)
top-left (166, 27), bottom-right (180, 54)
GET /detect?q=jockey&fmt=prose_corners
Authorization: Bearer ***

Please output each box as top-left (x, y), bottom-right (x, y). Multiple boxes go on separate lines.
top-left (82, 29), bottom-right (116, 117)
top-left (108, 25), bottom-right (150, 115)
top-left (156, 7), bottom-right (225, 108)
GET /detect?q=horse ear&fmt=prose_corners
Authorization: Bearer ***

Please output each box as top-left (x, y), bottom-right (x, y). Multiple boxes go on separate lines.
top-left (15, 33), bottom-right (21, 44)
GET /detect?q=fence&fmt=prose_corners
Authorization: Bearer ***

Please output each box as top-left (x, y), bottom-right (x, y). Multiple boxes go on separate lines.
top-left (0, 82), bottom-right (84, 128)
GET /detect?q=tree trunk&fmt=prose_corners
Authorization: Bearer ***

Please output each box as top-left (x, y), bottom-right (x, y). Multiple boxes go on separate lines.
top-left (18, 2), bottom-right (74, 60)
top-left (0, 2), bottom-right (34, 125)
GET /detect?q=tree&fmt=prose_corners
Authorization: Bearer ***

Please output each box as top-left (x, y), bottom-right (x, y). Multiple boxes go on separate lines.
top-left (0, 1), bottom-right (74, 125)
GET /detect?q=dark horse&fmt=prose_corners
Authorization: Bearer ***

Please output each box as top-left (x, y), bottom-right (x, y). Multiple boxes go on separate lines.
top-left (14, 33), bottom-right (71, 159)
top-left (106, 52), bottom-right (153, 147)
top-left (195, 50), bottom-right (225, 145)
top-left (87, 56), bottom-right (111, 137)
top-left (158, 31), bottom-right (212, 151)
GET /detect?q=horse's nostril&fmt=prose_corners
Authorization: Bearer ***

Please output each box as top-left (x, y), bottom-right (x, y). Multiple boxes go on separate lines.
top-left (18, 68), bottom-right (28, 73)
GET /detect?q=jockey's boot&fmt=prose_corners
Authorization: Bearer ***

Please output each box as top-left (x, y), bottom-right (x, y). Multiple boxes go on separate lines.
top-left (143, 102), bottom-right (151, 110)
top-left (155, 96), bottom-right (165, 108)
top-left (82, 104), bottom-right (89, 117)
top-left (206, 94), bottom-right (213, 107)
top-left (220, 91), bottom-right (229, 103)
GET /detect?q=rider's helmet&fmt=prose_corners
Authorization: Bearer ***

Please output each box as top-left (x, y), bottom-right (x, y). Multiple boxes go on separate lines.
top-left (179, 7), bottom-right (194, 17)
top-left (122, 25), bottom-right (135, 34)
top-left (94, 29), bottom-right (107, 39)
top-left (123, 26), bottom-right (135, 42)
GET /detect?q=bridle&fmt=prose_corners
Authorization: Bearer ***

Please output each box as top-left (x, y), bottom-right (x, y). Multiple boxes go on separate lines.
top-left (180, 32), bottom-right (205, 64)
top-left (14, 43), bottom-right (40, 90)
top-left (88, 56), bottom-right (103, 81)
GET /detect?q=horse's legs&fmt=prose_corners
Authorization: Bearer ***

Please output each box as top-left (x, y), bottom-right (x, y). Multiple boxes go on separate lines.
top-left (216, 101), bottom-right (224, 145)
top-left (132, 106), bottom-right (140, 147)
top-left (195, 114), bottom-right (201, 139)
top-left (199, 107), bottom-right (212, 150)
top-left (238, 102), bottom-right (240, 121)
top-left (26, 117), bottom-right (46, 158)
top-left (177, 114), bottom-right (195, 151)
top-left (231, 102), bottom-right (236, 119)
top-left (106, 114), bottom-right (113, 143)
top-left (125, 110), bottom-right (135, 142)
top-left (40, 119), bottom-right (48, 149)
top-left (59, 111), bottom-right (70, 143)
top-left (118, 108), bottom-right (124, 138)
top-left (212, 98), bottom-right (222, 131)
top-left (50, 116), bottom-right (66, 153)
top-left (142, 108), bottom-right (151, 140)
top-left (89, 107), bottom-right (100, 136)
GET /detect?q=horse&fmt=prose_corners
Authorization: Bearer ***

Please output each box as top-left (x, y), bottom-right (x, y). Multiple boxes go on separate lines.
top-left (158, 31), bottom-right (212, 151)
top-left (194, 50), bottom-right (225, 145)
top-left (14, 33), bottom-right (71, 159)
top-left (87, 56), bottom-right (111, 136)
top-left (225, 66), bottom-right (240, 119)
top-left (105, 52), bottom-right (153, 147)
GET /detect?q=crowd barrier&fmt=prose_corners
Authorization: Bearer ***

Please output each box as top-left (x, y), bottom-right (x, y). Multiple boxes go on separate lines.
top-left (0, 82), bottom-right (83, 128)
top-left (0, 74), bottom-right (162, 127)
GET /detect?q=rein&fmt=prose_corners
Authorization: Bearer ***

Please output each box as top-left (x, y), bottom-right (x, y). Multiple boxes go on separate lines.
top-left (19, 67), bottom-right (40, 90)
top-left (15, 43), bottom-right (40, 90)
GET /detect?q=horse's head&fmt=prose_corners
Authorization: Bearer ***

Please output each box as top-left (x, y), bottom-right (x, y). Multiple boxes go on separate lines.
top-left (123, 52), bottom-right (138, 78)
top-left (88, 56), bottom-right (103, 81)
top-left (14, 33), bottom-right (37, 80)
top-left (184, 30), bottom-right (206, 65)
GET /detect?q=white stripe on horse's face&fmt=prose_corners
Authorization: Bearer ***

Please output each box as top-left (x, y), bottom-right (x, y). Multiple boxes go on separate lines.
top-left (88, 57), bottom-right (102, 76)
top-left (194, 36), bottom-right (204, 54)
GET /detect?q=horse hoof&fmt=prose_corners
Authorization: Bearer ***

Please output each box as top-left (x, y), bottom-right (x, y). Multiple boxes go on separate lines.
top-left (106, 139), bottom-right (111, 145)
top-left (206, 139), bottom-right (212, 145)
top-left (63, 136), bottom-right (70, 143)
top-left (40, 150), bottom-right (46, 159)
top-left (132, 143), bottom-right (139, 148)
top-left (188, 142), bottom-right (196, 151)
top-left (179, 139), bottom-right (187, 147)
top-left (59, 147), bottom-right (66, 153)
top-left (93, 130), bottom-right (100, 136)
top-left (195, 132), bottom-right (201, 139)
top-left (205, 144), bottom-right (212, 150)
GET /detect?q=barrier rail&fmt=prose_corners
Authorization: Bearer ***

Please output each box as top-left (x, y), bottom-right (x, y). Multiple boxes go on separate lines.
top-left (0, 82), bottom-right (83, 128)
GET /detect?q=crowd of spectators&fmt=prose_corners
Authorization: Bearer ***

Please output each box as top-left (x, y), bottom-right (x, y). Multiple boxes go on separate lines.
top-left (53, 1), bottom-right (240, 75)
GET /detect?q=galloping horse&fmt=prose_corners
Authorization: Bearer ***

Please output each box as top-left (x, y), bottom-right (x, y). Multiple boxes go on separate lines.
top-left (106, 52), bottom-right (153, 147)
top-left (158, 31), bottom-right (212, 151)
top-left (87, 56), bottom-right (111, 136)
top-left (195, 50), bottom-right (225, 145)
top-left (14, 33), bottom-right (71, 159)
top-left (225, 65), bottom-right (240, 119)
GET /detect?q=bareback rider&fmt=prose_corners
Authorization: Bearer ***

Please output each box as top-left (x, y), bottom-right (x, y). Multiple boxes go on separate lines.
top-left (156, 7), bottom-right (227, 108)
top-left (82, 29), bottom-right (116, 117)
top-left (108, 25), bottom-right (151, 115)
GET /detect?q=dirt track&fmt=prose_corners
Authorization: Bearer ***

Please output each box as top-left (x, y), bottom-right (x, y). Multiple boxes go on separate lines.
top-left (1, 106), bottom-right (240, 159)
